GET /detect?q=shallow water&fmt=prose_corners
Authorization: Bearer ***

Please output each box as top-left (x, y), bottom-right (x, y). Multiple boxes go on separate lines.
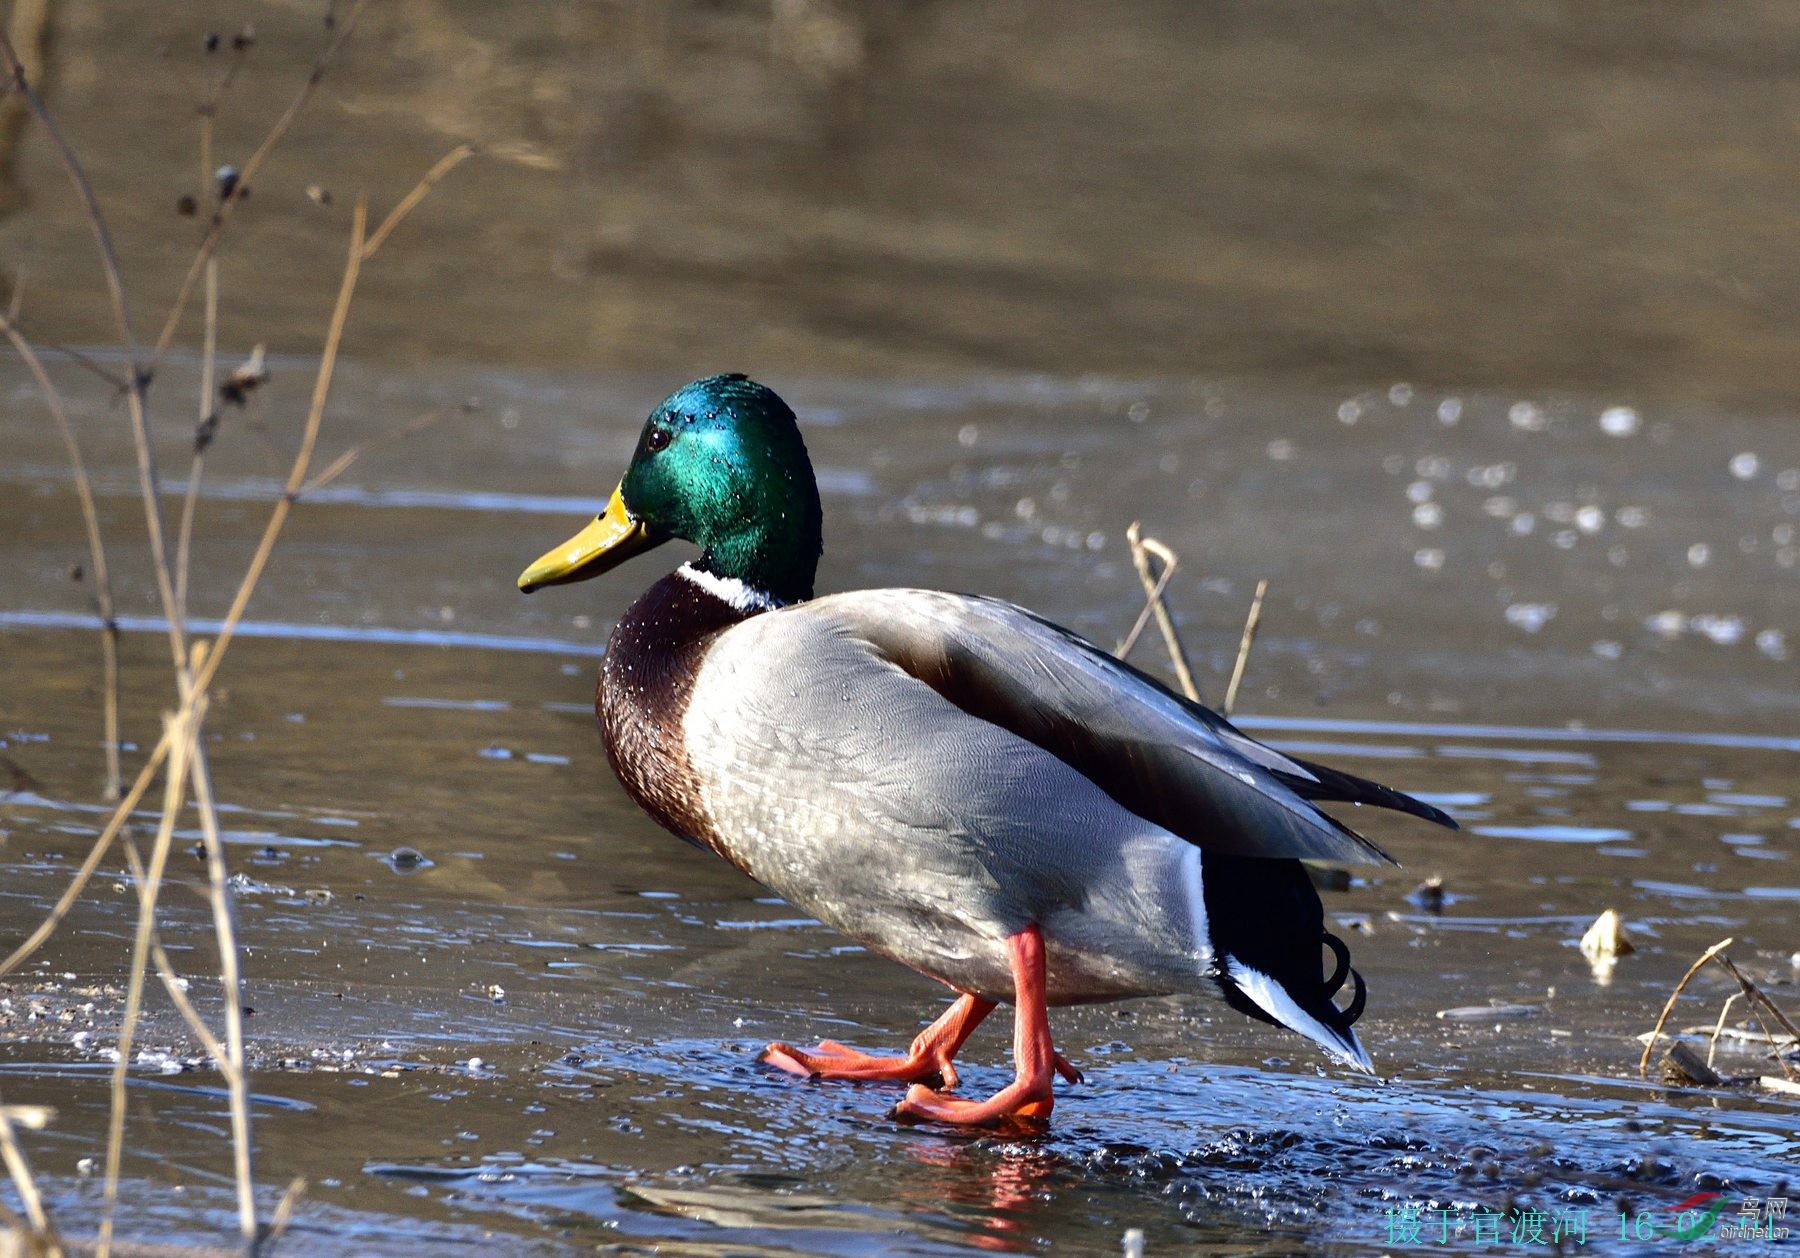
top-left (3, 362), bottom-right (1798, 1254)
top-left (3, 3), bottom-right (1800, 1253)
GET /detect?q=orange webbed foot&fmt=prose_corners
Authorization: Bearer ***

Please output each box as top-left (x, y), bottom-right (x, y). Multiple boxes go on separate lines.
top-left (760, 1039), bottom-right (959, 1088)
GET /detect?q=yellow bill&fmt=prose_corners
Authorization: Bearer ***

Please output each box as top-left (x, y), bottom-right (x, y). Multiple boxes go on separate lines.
top-left (518, 485), bottom-right (664, 592)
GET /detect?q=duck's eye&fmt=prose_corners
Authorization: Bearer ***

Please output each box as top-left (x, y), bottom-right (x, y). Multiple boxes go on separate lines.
top-left (645, 427), bottom-right (672, 454)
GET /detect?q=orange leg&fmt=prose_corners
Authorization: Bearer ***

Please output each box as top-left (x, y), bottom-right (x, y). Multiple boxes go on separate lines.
top-left (762, 992), bottom-right (996, 1089)
top-left (891, 926), bottom-right (1070, 1127)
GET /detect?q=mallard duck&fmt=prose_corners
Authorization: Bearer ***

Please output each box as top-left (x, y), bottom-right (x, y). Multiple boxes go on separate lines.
top-left (519, 374), bottom-right (1455, 1126)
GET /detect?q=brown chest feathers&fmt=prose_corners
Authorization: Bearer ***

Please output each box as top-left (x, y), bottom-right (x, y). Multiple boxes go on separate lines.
top-left (597, 569), bottom-right (761, 867)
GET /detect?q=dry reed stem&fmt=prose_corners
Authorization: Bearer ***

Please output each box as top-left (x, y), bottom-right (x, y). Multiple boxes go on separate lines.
top-left (0, 315), bottom-right (121, 799)
top-left (0, 30), bottom-right (187, 684)
top-left (0, 1101), bottom-right (58, 1252)
top-left (173, 258), bottom-right (220, 620)
top-left (149, 0), bottom-right (369, 374)
top-left (0, 728), bottom-right (173, 981)
top-left (1118, 523), bottom-right (1200, 701)
top-left (1706, 991), bottom-right (1741, 1073)
top-left (186, 202), bottom-right (366, 703)
top-left (1639, 937), bottom-right (1735, 1077)
top-left (184, 737), bottom-right (255, 1236)
top-left (1711, 953), bottom-right (1800, 1082)
top-left (98, 705), bottom-right (200, 1258)
top-left (116, 838), bottom-right (234, 1076)
top-left (1221, 578), bottom-right (1269, 718)
top-left (361, 144), bottom-right (474, 261)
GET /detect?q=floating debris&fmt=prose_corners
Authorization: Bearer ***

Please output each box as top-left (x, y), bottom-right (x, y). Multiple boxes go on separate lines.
top-left (1661, 1041), bottom-right (1725, 1088)
top-left (1579, 910), bottom-right (1633, 961)
top-left (1407, 877), bottom-right (1446, 914)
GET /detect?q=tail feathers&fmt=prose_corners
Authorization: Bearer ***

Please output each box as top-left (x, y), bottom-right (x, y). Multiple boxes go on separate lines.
top-left (1277, 755), bottom-right (1460, 831)
top-left (1220, 938), bottom-right (1375, 1075)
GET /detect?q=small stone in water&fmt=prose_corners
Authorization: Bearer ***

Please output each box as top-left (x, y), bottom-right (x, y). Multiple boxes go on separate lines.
top-left (1579, 909), bottom-right (1634, 961)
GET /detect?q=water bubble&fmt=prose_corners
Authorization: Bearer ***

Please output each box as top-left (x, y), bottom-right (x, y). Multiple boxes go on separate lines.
top-left (1545, 502), bottom-right (1576, 524)
top-left (1388, 383), bottom-right (1414, 406)
top-left (1591, 640), bottom-right (1623, 659)
top-left (1552, 530), bottom-right (1579, 549)
top-left (1777, 468), bottom-right (1800, 491)
top-left (1616, 506), bottom-right (1649, 529)
top-left (1608, 545), bottom-right (1629, 566)
top-left (1728, 452), bottom-right (1760, 480)
top-left (1508, 401), bottom-right (1545, 432)
top-left (1412, 502), bottom-right (1444, 530)
top-left (1414, 548), bottom-right (1445, 571)
top-left (1014, 497), bottom-right (1036, 520)
top-left (1436, 397), bottom-right (1463, 425)
top-left (1510, 513), bottom-right (1536, 536)
top-left (1504, 603), bottom-right (1556, 632)
top-left (1483, 496), bottom-right (1517, 517)
top-left (1086, 531), bottom-right (1106, 551)
top-left (1599, 406), bottom-right (1640, 437)
top-left (1756, 628), bottom-right (1788, 660)
top-left (1645, 611), bottom-right (1685, 639)
top-left (1686, 543), bottom-right (1711, 567)
top-left (1575, 505), bottom-right (1606, 534)
top-left (1406, 480), bottom-right (1434, 504)
top-left (1126, 401), bottom-right (1150, 423)
top-left (1337, 399), bottom-right (1363, 425)
top-left (957, 424), bottom-right (979, 447)
top-left (1266, 438), bottom-right (1296, 461)
top-left (1416, 455), bottom-right (1453, 480)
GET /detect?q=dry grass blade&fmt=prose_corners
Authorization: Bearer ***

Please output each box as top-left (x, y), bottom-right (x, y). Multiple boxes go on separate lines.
top-left (1117, 522), bottom-right (1200, 701)
top-left (1638, 937), bottom-right (1734, 1077)
top-left (361, 143), bottom-right (475, 261)
top-left (1706, 991), bottom-right (1742, 1073)
top-left (262, 1177), bottom-right (308, 1254)
top-left (1221, 578), bottom-right (1269, 718)
top-left (0, 315), bottom-right (122, 799)
top-left (0, 1101), bottom-right (60, 1256)
top-left (149, 0), bottom-right (370, 372)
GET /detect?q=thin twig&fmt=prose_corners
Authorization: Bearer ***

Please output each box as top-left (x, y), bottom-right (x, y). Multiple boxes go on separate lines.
top-left (0, 1099), bottom-right (61, 1257)
top-left (117, 835), bottom-right (234, 1072)
top-left (0, 27), bottom-right (188, 682)
top-left (299, 406), bottom-right (452, 497)
top-left (1639, 937), bottom-right (1735, 1078)
top-left (1, 315), bottom-right (122, 799)
top-left (149, 0), bottom-right (370, 373)
top-left (187, 734), bottom-right (256, 1241)
top-left (174, 257), bottom-right (220, 619)
top-left (1713, 953), bottom-right (1800, 1082)
top-left (188, 201), bottom-right (366, 702)
top-left (1221, 578), bottom-right (1269, 718)
top-left (0, 727), bottom-right (173, 981)
top-left (99, 704), bottom-right (200, 1258)
top-left (1118, 522), bottom-right (1200, 701)
top-left (360, 143), bottom-right (474, 261)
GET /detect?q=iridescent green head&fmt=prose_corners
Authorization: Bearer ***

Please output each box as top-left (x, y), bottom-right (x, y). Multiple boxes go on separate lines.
top-left (518, 374), bottom-right (823, 603)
